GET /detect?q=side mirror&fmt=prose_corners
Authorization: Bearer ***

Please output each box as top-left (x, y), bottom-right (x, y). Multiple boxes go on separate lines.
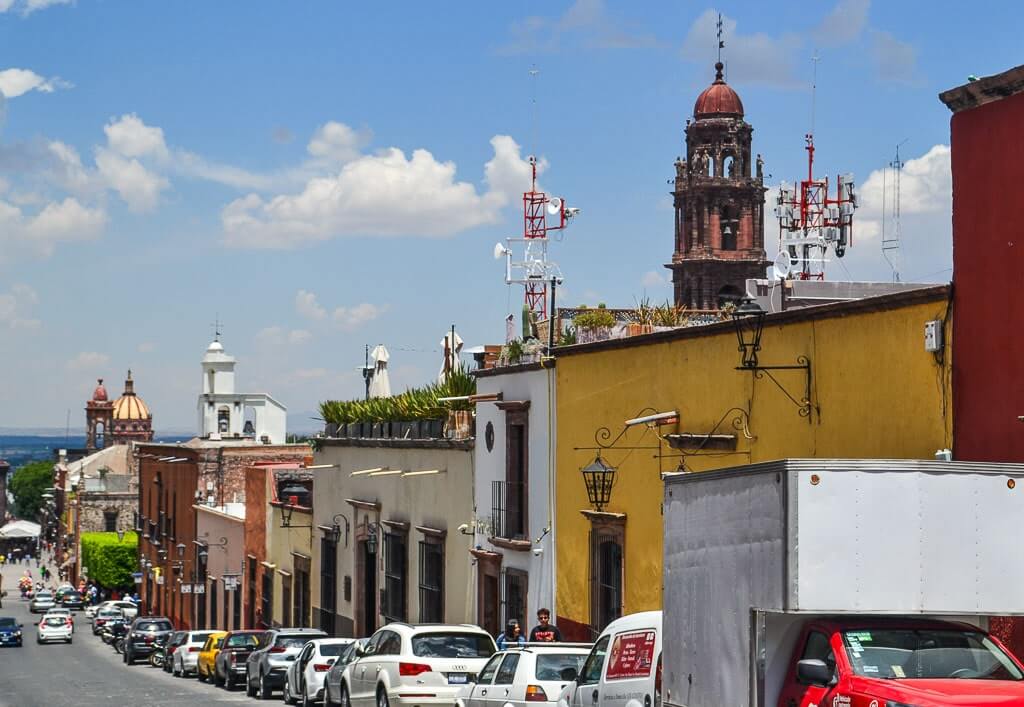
top-left (560, 667), bottom-right (579, 682)
top-left (796, 659), bottom-right (834, 687)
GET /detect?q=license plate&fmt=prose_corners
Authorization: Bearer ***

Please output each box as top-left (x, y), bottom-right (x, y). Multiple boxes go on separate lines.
top-left (448, 673), bottom-right (468, 684)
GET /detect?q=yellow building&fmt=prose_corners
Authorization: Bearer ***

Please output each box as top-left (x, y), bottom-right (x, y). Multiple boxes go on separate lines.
top-left (553, 286), bottom-right (953, 640)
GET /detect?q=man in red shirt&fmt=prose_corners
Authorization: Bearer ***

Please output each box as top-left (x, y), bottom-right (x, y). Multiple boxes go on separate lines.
top-left (529, 608), bottom-right (562, 642)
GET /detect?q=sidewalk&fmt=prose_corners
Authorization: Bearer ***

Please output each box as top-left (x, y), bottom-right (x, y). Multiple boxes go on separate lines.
top-left (0, 554), bottom-right (63, 607)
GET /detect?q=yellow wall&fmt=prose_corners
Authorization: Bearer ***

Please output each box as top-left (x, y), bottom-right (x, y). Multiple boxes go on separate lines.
top-left (555, 293), bottom-right (953, 631)
top-left (266, 505), bottom-right (313, 627)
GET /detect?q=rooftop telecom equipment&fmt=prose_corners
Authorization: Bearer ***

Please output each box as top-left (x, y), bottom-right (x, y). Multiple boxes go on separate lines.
top-left (774, 56), bottom-right (858, 280)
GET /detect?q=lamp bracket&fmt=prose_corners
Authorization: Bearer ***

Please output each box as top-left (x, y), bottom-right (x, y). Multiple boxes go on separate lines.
top-left (579, 407), bottom-right (665, 452)
top-left (736, 355), bottom-right (814, 419)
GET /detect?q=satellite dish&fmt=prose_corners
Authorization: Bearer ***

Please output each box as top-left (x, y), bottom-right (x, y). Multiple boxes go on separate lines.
top-left (493, 242), bottom-right (510, 260)
top-left (772, 251), bottom-right (792, 279)
top-left (546, 197), bottom-right (562, 216)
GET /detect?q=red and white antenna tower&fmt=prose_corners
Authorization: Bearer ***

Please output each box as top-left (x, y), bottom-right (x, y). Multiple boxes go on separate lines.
top-left (494, 67), bottom-right (580, 325)
top-left (774, 55), bottom-right (858, 280)
top-left (494, 157), bottom-right (579, 320)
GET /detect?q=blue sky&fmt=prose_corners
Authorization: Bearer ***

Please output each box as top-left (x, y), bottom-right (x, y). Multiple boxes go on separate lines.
top-left (0, 0), bottom-right (1018, 430)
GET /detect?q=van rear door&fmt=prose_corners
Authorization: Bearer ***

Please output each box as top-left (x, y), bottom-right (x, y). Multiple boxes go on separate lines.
top-left (601, 628), bottom-right (658, 707)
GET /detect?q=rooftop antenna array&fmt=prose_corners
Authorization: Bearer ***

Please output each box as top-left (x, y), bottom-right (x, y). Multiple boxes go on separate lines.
top-left (493, 67), bottom-right (580, 326)
top-left (881, 140), bottom-right (907, 282)
top-left (774, 53), bottom-right (858, 280)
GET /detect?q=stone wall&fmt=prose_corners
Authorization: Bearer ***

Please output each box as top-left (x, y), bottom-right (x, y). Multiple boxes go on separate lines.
top-left (196, 445), bottom-right (310, 508)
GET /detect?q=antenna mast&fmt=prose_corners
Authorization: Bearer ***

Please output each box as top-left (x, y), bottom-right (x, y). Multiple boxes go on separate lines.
top-left (882, 141), bottom-right (906, 282)
top-left (775, 54), bottom-right (858, 280)
top-left (493, 68), bottom-right (581, 331)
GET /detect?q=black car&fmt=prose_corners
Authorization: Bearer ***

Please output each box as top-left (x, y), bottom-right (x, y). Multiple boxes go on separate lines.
top-left (61, 591), bottom-right (85, 611)
top-left (123, 616), bottom-right (174, 664)
top-left (213, 630), bottom-right (266, 690)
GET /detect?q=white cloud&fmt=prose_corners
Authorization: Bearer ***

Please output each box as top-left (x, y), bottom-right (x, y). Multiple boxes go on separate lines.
top-left (682, 9), bottom-right (802, 87)
top-left (856, 145), bottom-right (951, 235)
top-left (103, 113), bottom-right (169, 160)
top-left (0, 283), bottom-right (40, 329)
top-left (0, 68), bottom-right (71, 98)
top-left (256, 326), bottom-right (312, 346)
top-left (501, 0), bottom-right (658, 53)
top-left (95, 147), bottom-right (169, 212)
top-left (307, 122), bottom-right (371, 164)
top-left (640, 270), bottom-right (668, 288)
top-left (0, 0), bottom-right (73, 14)
top-left (333, 303), bottom-right (384, 331)
top-left (0, 196), bottom-right (107, 260)
top-left (869, 30), bottom-right (918, 83)
top-left (813, 0), bottom-right (870, 46)
top-left (66, 351), bottom-right (110, 371)
top-left (221, 134), bottom-right (533, 248)
top-left (295, 290), bottom-right (327, 321)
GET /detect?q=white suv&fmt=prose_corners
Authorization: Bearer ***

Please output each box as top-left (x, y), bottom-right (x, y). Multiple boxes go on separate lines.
top-left (341, 623), bottom-right (497, 707)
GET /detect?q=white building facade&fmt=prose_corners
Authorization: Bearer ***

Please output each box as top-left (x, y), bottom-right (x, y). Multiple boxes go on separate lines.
top-left (471, 363), bottom-right (557, 637)
top-left (197, 339), bottom-right (287, 444)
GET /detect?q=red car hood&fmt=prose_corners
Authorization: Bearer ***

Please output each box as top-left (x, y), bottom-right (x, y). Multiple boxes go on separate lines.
top-left (857, 678), bottom-right (1024, 706)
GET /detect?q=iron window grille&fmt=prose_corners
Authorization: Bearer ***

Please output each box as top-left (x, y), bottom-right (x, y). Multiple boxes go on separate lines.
top-left (418, 539), bottom-right (444, 623)
top-left (261, 571), bottom-right (273, 628)
top-left (500, 568), bottom-right (528, 629)
top-left (491, 480), bottom-right (527, 540)
top-left (383, 532), bottom-right (407, 623)
top-left (319, 537), bottom-right (338, 635)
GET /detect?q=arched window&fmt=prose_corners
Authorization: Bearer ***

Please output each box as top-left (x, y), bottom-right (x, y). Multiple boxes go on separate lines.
top-left (218, 407), bottom-right (231, 434)
top-left (722, 154), bottom-right (736, 178)
top-left (721, 205), bottom-right (739, 251)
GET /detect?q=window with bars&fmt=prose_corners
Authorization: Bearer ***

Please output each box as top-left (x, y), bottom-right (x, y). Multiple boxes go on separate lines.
top-left (383, 532), bottom-right (407, 623)
top-left (590, 523), bottom-right (624, 635)
top-left (281, 574), bottom-right (292, 629)
top-left (293, 554), bottom-right (311, 628)
top-left (247, 556), bottom-right (257, 629)
top-left (500, 568), bottom-right (528, 628)
top-left (418, 539), bottom-right (444, 623)
top-left (210, 580), bottom-right (219, 629)
top-left (320, 537), bottom-right (337, 634)
top-left (261, 570), bottom-right (274, 628)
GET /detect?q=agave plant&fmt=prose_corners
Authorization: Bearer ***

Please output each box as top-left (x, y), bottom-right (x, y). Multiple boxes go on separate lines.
top-left (320, 364), bottom-right (477, 424)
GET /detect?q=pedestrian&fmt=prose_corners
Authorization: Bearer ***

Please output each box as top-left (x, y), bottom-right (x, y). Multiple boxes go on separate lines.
top-left (529, 608), bottom-right (563, 642)
top-left (496, 619), bottom-right (526, 650)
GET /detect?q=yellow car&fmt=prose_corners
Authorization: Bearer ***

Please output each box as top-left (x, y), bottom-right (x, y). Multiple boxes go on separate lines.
top-left (197, 631), bottom-right (227, 683)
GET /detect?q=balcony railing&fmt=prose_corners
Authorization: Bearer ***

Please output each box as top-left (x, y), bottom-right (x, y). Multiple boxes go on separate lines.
top-left (491, 480), bottom-right (527, 540)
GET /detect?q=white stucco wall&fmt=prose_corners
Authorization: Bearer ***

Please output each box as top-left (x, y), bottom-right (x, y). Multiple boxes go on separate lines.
top-left (473, 365), bottom-right (557, 626)
top-left (311, 442), bottom-right (475, 636)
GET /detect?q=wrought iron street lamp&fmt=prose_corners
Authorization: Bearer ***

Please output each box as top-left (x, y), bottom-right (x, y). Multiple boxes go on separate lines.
top-left (329, 513), bottom-right (350, 547)
top-left (731, 298), bottom-right (813, 418)
top-left (176, 542), bottom-right (186, 558)
top-left (581, 454), bottom-right (617, 512)
top-left (365, 522), bottom-right (381, 555)
top-left (197, 536), bottom-right (228, 563)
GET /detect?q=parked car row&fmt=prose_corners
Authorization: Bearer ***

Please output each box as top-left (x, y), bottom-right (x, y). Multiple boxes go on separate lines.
top-left (87, 613), bottom-right (616, 707)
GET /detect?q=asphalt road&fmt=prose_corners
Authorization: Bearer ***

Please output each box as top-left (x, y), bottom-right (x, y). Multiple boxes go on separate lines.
top-left (0, 563), bottom-right (253, 707)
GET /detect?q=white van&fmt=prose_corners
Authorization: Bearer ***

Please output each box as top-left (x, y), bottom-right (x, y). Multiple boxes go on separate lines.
top-left (559, 611), bottom-right (662, 707)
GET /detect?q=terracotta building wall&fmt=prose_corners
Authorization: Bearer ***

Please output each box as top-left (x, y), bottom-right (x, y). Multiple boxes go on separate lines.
top-left (244, 464), bottom-right (272, 629)
top-left (942, 66), bottom-right (1024, 659)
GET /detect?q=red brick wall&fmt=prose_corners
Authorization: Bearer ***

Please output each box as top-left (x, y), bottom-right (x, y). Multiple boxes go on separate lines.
top-left (244, 465), bottom-right (270, 628)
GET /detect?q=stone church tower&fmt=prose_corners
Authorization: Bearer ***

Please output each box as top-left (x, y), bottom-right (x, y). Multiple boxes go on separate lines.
top-left (667, 61), bottom-right (768, 309)
top-left (85, 379), bottom-right (113, 452)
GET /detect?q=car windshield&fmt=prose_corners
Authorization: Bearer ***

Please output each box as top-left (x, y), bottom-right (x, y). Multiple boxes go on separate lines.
top-left (0, 618), bottom-right (16, 628)
top-left (226, 633), bottom-right (261, 647)
top-left (99, 609), bottom-right (123, 617)
top-left (536, 654), bottom-right (588, 681)
top-left (320, 643), bottom-right (350, 657)
top-left (276, 635), bottom-right (324, 649)
top-left (412, 632), bottom-right (496, 658)
top-left (137, 621), bottom-right (172, 632)
top-left (191, 632), bottom-right (213, 643)
top-left (842, 629), bottom-right (1024, 681)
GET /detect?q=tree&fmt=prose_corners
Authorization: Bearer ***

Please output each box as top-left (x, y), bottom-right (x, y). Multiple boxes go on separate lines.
top-left (80, 532), bottom-right (138, 589)
top-left (9, 460), bottom-right (53, 520)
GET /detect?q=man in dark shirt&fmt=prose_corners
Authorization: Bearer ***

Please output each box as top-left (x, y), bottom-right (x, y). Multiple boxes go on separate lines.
top-left (529, 608), bottom-right (562, 642)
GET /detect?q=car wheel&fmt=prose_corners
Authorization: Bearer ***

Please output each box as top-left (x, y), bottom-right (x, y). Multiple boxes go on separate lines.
top-left (246, 670), bottom-right (256, 697)
top-left (67, 637), bottom-right (72, 644)
top-left (260, 671), bottom-right (272, 700)
top-left (198, 666), bottom-right (206, 683)
top-left (225, 671), bottom-right (235, 691)
top-left (341, 684), bottom-right (351, 707)
top-left (284, 679), bottom-right (296, 705)
top-left (214, 667), bottom-right (224, 687)
top-left (301, 684), bottom-right (313, 707)
top-left (377, 686), bottom-right (390, 707)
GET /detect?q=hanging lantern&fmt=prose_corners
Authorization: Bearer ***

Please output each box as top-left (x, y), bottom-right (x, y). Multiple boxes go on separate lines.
top-left (732, 298), bottom-right (766, 368)
top-left (581, 455), bottom-right (617, 511)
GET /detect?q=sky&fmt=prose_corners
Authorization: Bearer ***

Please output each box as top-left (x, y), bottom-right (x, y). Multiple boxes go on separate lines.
top-left (0, 0), bottom-right (1019, 431)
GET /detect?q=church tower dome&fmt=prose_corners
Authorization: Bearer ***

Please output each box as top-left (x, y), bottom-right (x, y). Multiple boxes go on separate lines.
top-left (664, 61), bottom-right (769, 310)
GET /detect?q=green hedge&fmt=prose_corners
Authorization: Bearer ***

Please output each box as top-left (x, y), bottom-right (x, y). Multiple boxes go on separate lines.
top-left (80, 531), bottom-right (138, 589)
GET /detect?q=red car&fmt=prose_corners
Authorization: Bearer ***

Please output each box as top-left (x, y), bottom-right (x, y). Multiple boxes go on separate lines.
top-left (779, 618), bottom-right (1024, 707)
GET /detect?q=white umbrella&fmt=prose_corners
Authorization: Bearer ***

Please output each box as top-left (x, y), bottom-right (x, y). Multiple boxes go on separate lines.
top-left (438, 329), bottom-right (464, 382)
top-left (368, 345), bottom-right (391, 398)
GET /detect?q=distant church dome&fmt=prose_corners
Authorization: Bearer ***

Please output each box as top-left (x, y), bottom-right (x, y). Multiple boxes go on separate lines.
top-left (694, 62), bottom-right (744, 119)
top-left (112, 370), bottom-right (151, 421)
top-left (92, 379), bottom-right (109, 402)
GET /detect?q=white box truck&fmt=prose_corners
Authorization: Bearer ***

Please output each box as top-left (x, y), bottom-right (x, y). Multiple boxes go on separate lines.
top-left (662, 458), bottom-right (1024, 707)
